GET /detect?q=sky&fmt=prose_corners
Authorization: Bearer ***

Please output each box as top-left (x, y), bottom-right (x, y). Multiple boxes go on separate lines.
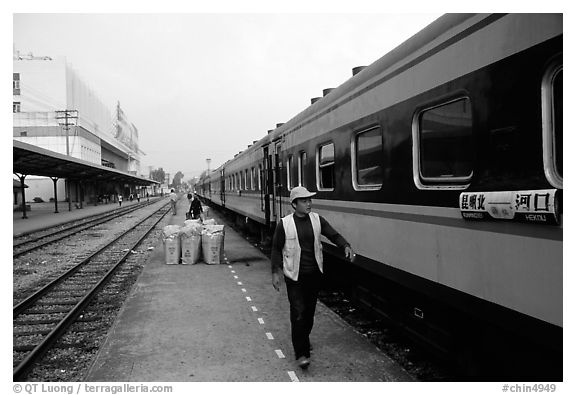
top-left (9, 7), bottom-right (446, 181)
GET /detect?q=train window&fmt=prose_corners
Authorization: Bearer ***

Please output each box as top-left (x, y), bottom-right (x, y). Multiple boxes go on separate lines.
top-left (298, 151), bottom-right (307, 187)
top-left (245, 169), bottom-right (249, 190)
top-left (413, 97), bottom-right (473, 190)
top-left (317, 143), bottom-right (335, 191)
top-left (542, 62), bottom-right (562, 189)
top-left (352, 126), bottom-right (383, 190)
top-left (287, 155), bottom-right (294, 190)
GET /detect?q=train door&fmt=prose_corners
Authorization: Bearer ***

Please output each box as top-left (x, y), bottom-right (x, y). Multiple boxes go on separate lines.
top-left (272, 139), bottom-right (284, 223)
top-left (262, 145), bottom-right (271, 228)
top-left (220, 168), bottom-right (226, 207)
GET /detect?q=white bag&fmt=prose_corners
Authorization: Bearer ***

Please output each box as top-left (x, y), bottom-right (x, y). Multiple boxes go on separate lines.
top-left (162, 225), bottom-right (181, 264)
top-left (201, 225), bottom-right (225, 264)
top-left (180, 222), bottom-right (203, 264)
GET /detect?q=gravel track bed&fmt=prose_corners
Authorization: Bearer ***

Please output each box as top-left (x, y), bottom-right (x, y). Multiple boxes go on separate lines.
top-left (13, 208), bottom-right (160, 301)
top-left (13, 203), bottom-right (170, 381)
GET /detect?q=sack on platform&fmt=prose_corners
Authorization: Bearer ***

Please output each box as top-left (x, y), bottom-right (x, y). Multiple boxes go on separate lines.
top-left (180, 222), bottom-right (203, 264)
top-left (162, 225), bottom-right (181, 264)
top-left (201, 224), bottom-right (225, 265)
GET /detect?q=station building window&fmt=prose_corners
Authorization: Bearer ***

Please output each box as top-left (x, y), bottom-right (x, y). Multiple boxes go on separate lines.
top-left (412, 97), bottom-right (473, 190)
top-left (542, 61), bottom-right (563, 189)
top-left (13, 73), bottom-right (20, 95)
top-left (317, 142), bottom-right (335, 191)
top-left (13, 101), bottom-right (21, 113)
top-left (352, 126), bottom-right (383, 190)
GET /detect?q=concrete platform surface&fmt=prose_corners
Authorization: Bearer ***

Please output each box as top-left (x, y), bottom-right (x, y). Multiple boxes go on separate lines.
top-left (85, 200), bottom-right (414, 382)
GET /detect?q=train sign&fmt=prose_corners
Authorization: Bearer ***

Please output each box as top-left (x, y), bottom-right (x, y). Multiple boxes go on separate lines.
top-left (460, 189), bottom-right (560, 225)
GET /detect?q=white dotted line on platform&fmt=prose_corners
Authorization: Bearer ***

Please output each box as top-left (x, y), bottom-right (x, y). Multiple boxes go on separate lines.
top-left (228, 264), bottom-right (299, 382)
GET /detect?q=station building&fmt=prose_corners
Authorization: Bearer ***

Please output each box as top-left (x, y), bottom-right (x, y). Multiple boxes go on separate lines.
top-left (13, 48), bottom-right (156, 206)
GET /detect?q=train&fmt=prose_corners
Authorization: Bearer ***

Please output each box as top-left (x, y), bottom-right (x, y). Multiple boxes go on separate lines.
top-left (196, 14), bottom-right (562, 376)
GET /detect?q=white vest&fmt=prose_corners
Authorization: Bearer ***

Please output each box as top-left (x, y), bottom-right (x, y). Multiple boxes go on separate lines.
top-left (281, 212), bottom-right (323, 281)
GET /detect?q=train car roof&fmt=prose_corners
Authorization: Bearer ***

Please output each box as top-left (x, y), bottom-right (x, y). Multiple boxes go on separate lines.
top-left (213, 14), bottom-right (480, 170)
top-left (266, 13), bottom-right (478, 141)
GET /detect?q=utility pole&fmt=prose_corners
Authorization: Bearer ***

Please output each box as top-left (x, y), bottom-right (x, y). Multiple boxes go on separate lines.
top-left (56, 110), bottom-right (78, 211)
top-left (55, 110), bottom-right (78, 156)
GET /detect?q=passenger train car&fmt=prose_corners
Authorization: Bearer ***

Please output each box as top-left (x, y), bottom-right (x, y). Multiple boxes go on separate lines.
top-left (197, 14), bottom-right (562, 374)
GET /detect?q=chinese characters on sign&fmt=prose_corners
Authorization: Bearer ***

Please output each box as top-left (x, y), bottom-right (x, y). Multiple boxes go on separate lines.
top-left (459, 189), bottom-right (560, 225)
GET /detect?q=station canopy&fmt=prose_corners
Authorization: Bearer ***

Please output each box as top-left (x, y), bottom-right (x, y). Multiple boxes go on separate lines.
top-left (13, 140), bottom-right (158, 186)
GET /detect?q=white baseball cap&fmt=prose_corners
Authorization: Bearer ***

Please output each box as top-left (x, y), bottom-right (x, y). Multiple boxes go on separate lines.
top-left (289, 186), bottom-right (316, 203)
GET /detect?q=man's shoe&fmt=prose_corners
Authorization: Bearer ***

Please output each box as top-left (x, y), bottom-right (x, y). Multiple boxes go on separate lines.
top-left (297, 356), bottom-right (310, 369)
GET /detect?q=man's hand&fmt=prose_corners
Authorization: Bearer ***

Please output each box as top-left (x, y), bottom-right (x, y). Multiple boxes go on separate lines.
top-left (344, 245), bottom-right (356, 262)
top-left (272, 271), bottom-right (281, 291)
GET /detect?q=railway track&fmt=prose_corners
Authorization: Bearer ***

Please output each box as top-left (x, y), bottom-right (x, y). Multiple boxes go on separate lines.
top-left (13, 200), bottom-right (159, 258)
top-left (13, 202), bottom-right (171, 381)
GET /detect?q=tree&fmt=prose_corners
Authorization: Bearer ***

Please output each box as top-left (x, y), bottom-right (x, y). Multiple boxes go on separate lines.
top-left (150, 168), bottom-right (166, 183)
top-left (171, 171), bottom-right (184, 188)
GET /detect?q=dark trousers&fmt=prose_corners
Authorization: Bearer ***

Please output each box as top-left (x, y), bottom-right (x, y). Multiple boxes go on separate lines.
top-left (285, 269), bottom-right (322, 359)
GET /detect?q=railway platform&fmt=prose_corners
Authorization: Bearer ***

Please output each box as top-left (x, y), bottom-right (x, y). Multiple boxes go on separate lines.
top-left (85, 199), bottom-right (414, 382)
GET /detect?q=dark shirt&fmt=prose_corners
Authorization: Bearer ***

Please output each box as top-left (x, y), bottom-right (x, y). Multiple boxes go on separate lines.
top-left (271, 213), bottom-right (349, 275)
top-left (189, 199), bottom-right (203, 215)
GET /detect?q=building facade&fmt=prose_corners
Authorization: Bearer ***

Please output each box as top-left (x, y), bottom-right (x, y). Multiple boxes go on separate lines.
top-left (13, 48), bottom-right (145, 203)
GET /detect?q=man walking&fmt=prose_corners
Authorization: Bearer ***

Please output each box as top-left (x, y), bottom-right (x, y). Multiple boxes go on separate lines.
top-left (271, 186), bottom-right (355, 369)
top-left (169, 189), bottom-right (177, 215)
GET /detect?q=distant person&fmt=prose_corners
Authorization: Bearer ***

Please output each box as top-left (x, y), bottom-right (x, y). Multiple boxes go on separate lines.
top-left (146, 192), bottom-right (149, 202)
top-left (188, 194), bottom-right (203, 220)
top-left (169, 189), bottom-right (177, 215)
top-left (118, 194), bottom-right (123, 207)
top-left (129, 194), bottom-right (133, 202)
top-left (271, 186), bottom-right (355, 370)
top-left (136, 193), bottom-right (140, 203)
